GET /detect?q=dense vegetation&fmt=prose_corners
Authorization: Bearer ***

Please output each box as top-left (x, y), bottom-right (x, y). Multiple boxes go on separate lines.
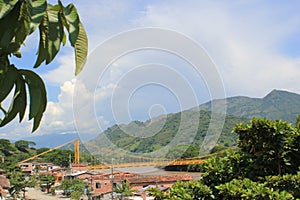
top-left (90, 110), bottom-right (248, 157)
top-left (199, 90), bottom-right (300, 123)
top-left (0, 139), bottom-right (75, 167)
top-left (89, 90), bottom-right (300, 162)
top-left (149, 116), bottom-right (300, 199)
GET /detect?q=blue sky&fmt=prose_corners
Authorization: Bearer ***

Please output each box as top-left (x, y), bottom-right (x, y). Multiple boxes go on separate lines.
top-left (1, 0), bottom-right (300, 141)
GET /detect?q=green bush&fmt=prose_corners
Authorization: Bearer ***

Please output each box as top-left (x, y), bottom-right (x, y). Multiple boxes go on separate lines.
top-left (201, 155), bottom-right (234, 187)
top-left (215, 178), bottom-right (294, 200)
top-left (202, 150), bottom-right (253, 187)
top-left (169, 181), bottom-right (214, 200)
top-left (264, 172), bottom-right (300, 198)
top-left (51, 187), bottom-right (56, 196)
top-left (71, 191), bottom-right (82, 200)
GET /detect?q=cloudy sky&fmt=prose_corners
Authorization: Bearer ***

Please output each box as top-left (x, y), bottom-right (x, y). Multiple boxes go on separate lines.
top-left (1, 0), bottom-right (300, 141)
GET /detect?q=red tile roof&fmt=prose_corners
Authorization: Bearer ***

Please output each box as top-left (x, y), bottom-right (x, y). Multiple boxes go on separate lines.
top-left (0, 175), bottom-right (10, 189)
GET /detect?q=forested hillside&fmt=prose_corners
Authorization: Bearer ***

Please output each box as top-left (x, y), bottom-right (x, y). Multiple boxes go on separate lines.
top-left (0, 139), bottom-right (74, 168)
top-left (199, 90), bottom-right (300, 123)
top-left (90, 110), bottom-right (248, 155)
top-left (88, 90), bottom-right (300, 160)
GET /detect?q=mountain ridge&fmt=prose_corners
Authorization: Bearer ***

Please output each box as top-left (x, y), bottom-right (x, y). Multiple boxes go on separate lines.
top-left (87, 89), bottom-right (300, 160)
top-left (17, 90), bottom-right (300, 149)
top-left (198, 89), bottom-right (300, 123)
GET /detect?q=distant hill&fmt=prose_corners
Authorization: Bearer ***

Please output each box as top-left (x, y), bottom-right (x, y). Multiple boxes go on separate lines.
top-left (199, 90), bottom-right (300, 123)
top-left (88, 90), bottom-right (300, 159)
top-left (88, 110), bottom-right (248, 158)
top-left (24, 90), bottom-right (299, 153)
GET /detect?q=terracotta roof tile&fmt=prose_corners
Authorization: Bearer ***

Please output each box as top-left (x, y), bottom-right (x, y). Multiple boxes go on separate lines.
top-left (0, 175), bottom-right (10, 189)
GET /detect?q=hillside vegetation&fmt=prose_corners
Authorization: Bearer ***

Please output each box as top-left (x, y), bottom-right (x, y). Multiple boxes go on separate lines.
top-left (0, 139), bottom-right (74, 168)
top-left (89, 110), bottom-right (248, 156)
top-left (88, 90), bottom-right (300, 160)
top-left (199, 89), bottom-right (300, 123)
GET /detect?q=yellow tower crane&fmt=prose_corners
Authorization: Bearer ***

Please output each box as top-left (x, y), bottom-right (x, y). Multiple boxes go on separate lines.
top-left (74, 139), bottom-right (80, 164)
top-left (19, 139), bottom-right (81, 164)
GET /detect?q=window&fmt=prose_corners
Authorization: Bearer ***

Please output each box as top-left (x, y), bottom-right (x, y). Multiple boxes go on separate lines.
top-left (96, 183), bottom-right (101, 188)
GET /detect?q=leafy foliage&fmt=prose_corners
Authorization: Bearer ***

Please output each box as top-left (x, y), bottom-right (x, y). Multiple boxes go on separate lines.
top-left (199, 89), bottom-right (300, 123)
top-left (264, 172), bottom-right (300, 198)
top-left (169, 181), bottom-right (214, 200)
top-left (150, 117), bottom-right (300, 199)
top-left (5, 164), bottom-right (30, 198)
top-left (41, 149), bottom-right (73, 167)
top-left (0, 139), bottom-right (75, 169)
top-left (0, 0), bottom-right (88, 131)
top-left (14, 139), bottom-right (35, 152)
top-left (0, 138), bottom-right (16, 156)
top-left (91, 110), bottom-right (248, 158)
top-left (60, 179), bottom-right (85, 198)
top-left (39, 174), bottom-right (55, 193)
top-left (114, 180), bottom-right (136, 197)
top-left (234, 118), bottom-right (299, 175)
top-left (215, 178), bottom-right (294, 200)
top-left (148, 187), bottom-right (168, 200)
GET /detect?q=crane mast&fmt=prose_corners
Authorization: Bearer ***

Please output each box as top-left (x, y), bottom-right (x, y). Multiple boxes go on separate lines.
top-left (74, 139), bottom-right (80, 164)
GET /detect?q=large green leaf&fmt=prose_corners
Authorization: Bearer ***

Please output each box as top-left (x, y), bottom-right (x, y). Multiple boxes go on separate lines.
top-left (0, 1), bottom-right (21, 49)
top-left (74, 22), bottom-right (88, 75)
top-left (16, 73), bottom-right (27, 122)
top-left (45, 6), bottom-right (64, 64)
top-left (14, 1), bottom-right (31, 46)
top-left (0, 68), bottom-right (27, 126)
top-left (27, 0), bottom-right (47, 33)
top-left (0, 90), bottom-right (21, 126)
top-left (34, 13), bottom-right (48, 68)
top-left (62, 3), bottom-right (79, 46)
top-left (0, 0), bottom-right (18, 19)
top-left (20, 69), bottom-right (47, 132)
top-left (0, 64), bottom-right (18, 102)
top-left (0, 1), bottom-right (87, 132)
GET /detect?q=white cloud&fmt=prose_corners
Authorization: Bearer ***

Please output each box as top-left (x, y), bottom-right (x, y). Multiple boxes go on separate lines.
top-left (43, 54), bottom-right (75, 85)
top-left (134, 1), bottom-right (300, 97)
top-left (1, 1), bottom-right (300, 140)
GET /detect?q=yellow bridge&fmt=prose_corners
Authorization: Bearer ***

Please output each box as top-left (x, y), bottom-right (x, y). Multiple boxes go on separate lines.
top-left (20, 139), bottom-right (232, 169)
top-left (86, 159), bottom-right (207, 170)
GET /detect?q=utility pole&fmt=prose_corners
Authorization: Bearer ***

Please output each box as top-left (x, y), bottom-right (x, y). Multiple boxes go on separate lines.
top-left (111, 158), bottom-right (114, 200)
top-left (69, 154), bottom-right (72, 172)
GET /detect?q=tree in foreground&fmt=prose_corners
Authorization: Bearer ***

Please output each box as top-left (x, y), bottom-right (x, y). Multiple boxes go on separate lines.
top-left (150, 116), bottom-right (300, 199)
top-left (233, 117), bottom-right (300, 176)
top-left (0, 0), bottom-right (88, 131)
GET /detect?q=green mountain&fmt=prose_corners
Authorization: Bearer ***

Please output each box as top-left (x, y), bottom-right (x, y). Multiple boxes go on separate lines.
top-left (199, 89), bottom-right (300, 123)
top-left (87, 90), bottom-right (300, 160)
top-left (88, 110), bottom-right (248, 159)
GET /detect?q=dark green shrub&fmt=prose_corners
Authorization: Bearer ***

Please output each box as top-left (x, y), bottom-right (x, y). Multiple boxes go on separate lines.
top-left (169, 181), bottom-right (214, 200)
top-left (264, 172), bottom-right (300, 198)
top-left (215, 178), bottom-right (294, 200)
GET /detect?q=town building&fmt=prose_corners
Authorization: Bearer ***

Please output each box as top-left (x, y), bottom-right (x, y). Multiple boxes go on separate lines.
top-left (0, 168), bottom-right (10, 199)
top-left (64, 170), bottom-right (193, 199)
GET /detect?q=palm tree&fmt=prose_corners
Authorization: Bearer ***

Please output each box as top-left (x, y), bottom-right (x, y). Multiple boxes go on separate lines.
top-left (114, 180), bottom-right (136, 199)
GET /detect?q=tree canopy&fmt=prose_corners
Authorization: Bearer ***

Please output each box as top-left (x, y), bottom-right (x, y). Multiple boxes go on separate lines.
top-left (0, 0), bottom-right (88, 131)
top-left (15, 140), bottom-right (36, 152)
top-left (150, 116), bottom-right (300, 199)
